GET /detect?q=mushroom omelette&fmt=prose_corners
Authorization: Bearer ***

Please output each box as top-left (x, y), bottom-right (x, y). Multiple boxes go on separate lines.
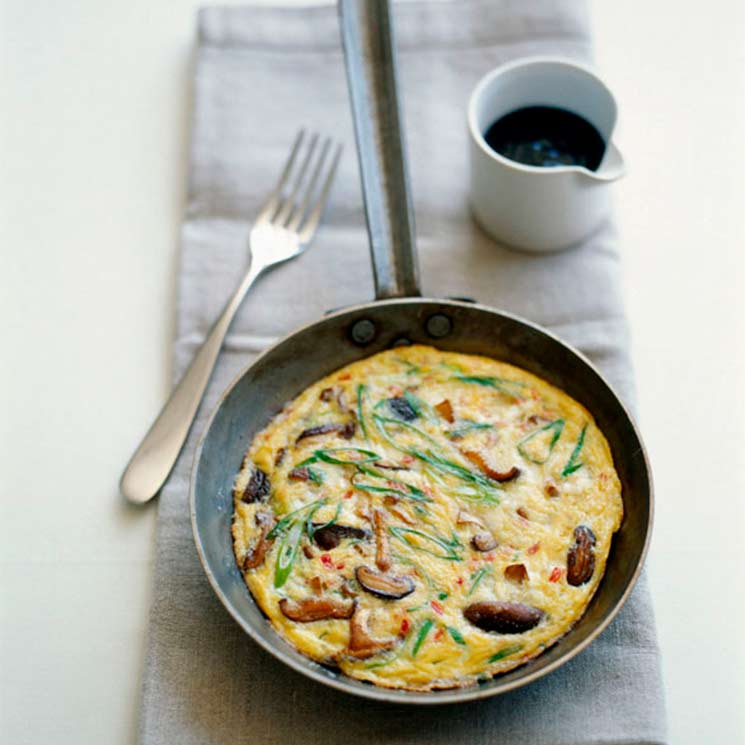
top-left (231, 345), bottom-right (622, 691)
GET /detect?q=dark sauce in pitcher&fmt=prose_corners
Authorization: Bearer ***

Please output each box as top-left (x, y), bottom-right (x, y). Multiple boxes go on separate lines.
top-left (484, 106), bottom-right (605, 171)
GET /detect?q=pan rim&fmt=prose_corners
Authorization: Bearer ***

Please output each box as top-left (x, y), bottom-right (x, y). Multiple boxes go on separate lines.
top-left (189, 296), bottom-right (653, 704)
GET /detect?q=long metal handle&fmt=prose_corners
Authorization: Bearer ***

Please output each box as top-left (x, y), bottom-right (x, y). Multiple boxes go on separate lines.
top-left (338, 0), bottom-right (420, 299)
top-left (120, 263), bottom-right (263, 504)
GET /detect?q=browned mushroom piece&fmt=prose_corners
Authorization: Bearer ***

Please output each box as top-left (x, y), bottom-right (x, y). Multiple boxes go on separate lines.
top-left (355, 565), bottom-right (415, 600)
top-left (242, 511), bottom-right (276, 570)
top-left (312, 524), bottom-right (370, 550)
top-left (463, 601), bottom-right (544, 634)
top-left (319, 387), bottom-right (335, 401)
top-left (239, 467), bottom-right (271, 503)
top-left (387, 396), bottom-right (418, 421)
top-left (461, 450), bottom-right (521, 483)
top-left (567, 525), bottom-right (597, 586)
top-left (336, 388), bottom-right (351, 415)
top-left (387, 504), bottom-right (416, 526)
top-left (274, 447), bottom-right (287, 467)
top-left (340, 579), bottom-right (358, 598)
top-left (345, 608), bottom-right (395, 659)
top-left (456, 509), bottom-right (484, 528)
top-left (288, 466), bottom-right (315, 482)
top-left (307, 576), bottom-right (324, 595)
top-left (544, 482), bottom-right (559, 497)
top-left (373, 508), bottom-right (391, 572)
top-left (302, 544), bottom-right (316, 560)
top-left (504, 563), bottom-right (529, 584)
top-left (471, 532), bottom-right (497, 552)
top-left (375, 461), bottom-right (410, 471)
top-left (434, 399), bottom-right (454, 423)
top-left (516, 507), bottom-right (529, 520)
top-left (296, 421), bottom-right (355, 443)
top-left (279, 597), bottom-right (356, 622)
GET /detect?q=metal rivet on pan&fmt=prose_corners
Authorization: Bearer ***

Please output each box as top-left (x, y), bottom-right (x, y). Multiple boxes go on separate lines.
top-left (392, 337), bottom-right (412, 348)
top-left (350, 318), bottom-right (376, 345)
top-left (425, 313), bottom-right (452, 339)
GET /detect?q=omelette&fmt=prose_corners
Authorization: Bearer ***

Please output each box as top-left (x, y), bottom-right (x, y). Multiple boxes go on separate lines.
top-left (231, 345), bottom-right (622, 691)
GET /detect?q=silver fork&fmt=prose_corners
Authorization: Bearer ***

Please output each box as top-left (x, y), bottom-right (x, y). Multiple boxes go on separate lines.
top-left (121, 131), bottom-right (342, 504)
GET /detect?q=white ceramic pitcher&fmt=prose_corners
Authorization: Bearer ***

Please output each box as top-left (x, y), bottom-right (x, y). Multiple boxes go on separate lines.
top-left (468, 57), bottom-right (625, 252)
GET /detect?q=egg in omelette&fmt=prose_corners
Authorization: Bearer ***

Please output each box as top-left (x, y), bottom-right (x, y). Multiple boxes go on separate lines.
top-left (231, 345), bottom-right (622, 691)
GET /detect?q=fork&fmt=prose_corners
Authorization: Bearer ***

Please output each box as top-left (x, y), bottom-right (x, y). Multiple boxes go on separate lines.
top-left (121, 131), bottom-right (342, 504)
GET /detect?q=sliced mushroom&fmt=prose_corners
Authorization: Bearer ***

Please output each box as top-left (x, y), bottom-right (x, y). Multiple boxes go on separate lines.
top-left (312, 524), bottom-right (370, 551)
top-left (239, 468), bottom-right (271, 503)
top-left (340, 579), bottom-right (358, 598)
top-left (516, 507), bottom-right (529, 520)
top-left (375, 461), bottom-right (410, 472)
top-left (319, 386), bottom-right (350, 415)
top-left (373, 508), bottom-right (391, 571)
top-left (434, 399), bottom-right (454, 422)
top-left (567, 525), bottom-right (597, 586)
top-left (504, 563), bottom-right (529, 584)
top-left (464, 601), bottom-right (544, 634)
top-left (242, 511), bottom-right (276, 570)
top-left (279, 597), bottom-right (356, 623)
top-left (288, 466), bottom-right (315, 482)
top-left (355, 565), bottom-right (415, 600)
top-left (274, 447), bottom-right (287, 467)
top-left (307, 576), bottom-right (324, 595)
top-left (544, 482), bottom-right (559, 498)
top-left (387, 504), bottom-right (416, 526)
top-left (456, 509), bottom-right (484, 528)
top-left (471, 532), bottom-right (497, 552)
top-left (345, 608), bottom-right (395, 659)
top-left (296, 421), bottom-right (355, 443)
top-left (387, 396), bottom-right (418, 421)
top-left (461, 450), bottom-right (521, 483)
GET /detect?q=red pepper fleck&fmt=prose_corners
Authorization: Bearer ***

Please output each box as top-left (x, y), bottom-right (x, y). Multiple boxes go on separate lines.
top-left (549, 566), bottom-right (563, 583)
top-left (343, 489), bottom-right (353, 500)
top-left (320, 554), bottom-right (334, 569)
top-left (339, 373), bottom-right (351, 381)
top-left (431, 600), bottom-right (444, 615)
top-left (456, 577), bottom-right (464, 586)
top-left (400, 618), bottom-right (410, 634)
top-left (483, 552), bottom-right (496, 561)
top-left (434, 628), bottom-right (445, 641)
top-left (527, 542), bottom-right (540, 555)
top-left (530, 390), bottom-right (540, 401)
top-left (401, 454), bottom-right (415, 465)
top-left (336, 563), bottom-right (345, 570)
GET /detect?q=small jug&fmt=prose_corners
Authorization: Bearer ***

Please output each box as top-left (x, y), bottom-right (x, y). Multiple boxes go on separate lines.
top-left (468, 57), bottom-right (625, 252)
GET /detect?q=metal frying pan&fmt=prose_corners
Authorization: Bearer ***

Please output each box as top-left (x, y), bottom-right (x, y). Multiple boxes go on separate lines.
top-left (190, 0), bottom-right (652, 704)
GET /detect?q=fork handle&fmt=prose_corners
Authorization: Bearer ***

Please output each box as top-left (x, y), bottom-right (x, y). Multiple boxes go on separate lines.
top-left (120, 262), bottom-right (264, 504)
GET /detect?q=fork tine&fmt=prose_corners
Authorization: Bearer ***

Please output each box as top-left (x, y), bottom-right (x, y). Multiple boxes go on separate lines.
top-left (298, 142), bottom-right (343, 243)
top-left (286, 137), bottom-right (332, 232)
top-left (253, 130), bottom-right (306, 225)
top-left (273, 132), bottom-right (320, 225)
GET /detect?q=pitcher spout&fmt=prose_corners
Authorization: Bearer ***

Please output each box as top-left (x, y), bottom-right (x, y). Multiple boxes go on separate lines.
top-left (587, 141), bottom-right (625, 182)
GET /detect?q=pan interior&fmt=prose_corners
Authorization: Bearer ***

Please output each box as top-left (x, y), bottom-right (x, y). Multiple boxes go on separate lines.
top-left (191, 298), bottom-right (651, 703)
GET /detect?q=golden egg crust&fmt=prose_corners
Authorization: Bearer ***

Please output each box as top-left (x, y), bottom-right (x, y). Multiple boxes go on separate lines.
top-left (231, 345), bottom-right (622, 691)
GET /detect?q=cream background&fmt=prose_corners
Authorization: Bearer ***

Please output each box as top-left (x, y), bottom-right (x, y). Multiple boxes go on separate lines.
top-left (1, 1), bottom-right (743, 742)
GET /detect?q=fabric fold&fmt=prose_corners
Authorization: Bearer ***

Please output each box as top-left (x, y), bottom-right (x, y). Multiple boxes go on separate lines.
top-left (139, 2), bottom-right (667, 743)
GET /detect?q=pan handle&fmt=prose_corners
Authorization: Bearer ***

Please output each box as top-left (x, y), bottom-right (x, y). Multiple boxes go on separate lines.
top-left (338, 0), bottom-right (421, 299)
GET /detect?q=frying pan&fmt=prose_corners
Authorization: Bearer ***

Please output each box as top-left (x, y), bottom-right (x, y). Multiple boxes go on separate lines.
top-left (190, 0), bottom-right (652, 704)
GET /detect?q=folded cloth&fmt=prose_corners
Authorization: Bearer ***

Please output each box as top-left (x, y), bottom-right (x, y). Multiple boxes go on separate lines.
top-left (138, 2), bottom-right (668, 743)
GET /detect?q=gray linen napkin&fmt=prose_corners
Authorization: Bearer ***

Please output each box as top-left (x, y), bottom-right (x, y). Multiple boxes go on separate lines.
top-left (139, 2), bottom-right (667, 743)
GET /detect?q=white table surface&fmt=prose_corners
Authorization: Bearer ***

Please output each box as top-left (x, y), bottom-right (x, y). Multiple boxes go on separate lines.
top-left (1, 1), bottom-right (744, 743)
